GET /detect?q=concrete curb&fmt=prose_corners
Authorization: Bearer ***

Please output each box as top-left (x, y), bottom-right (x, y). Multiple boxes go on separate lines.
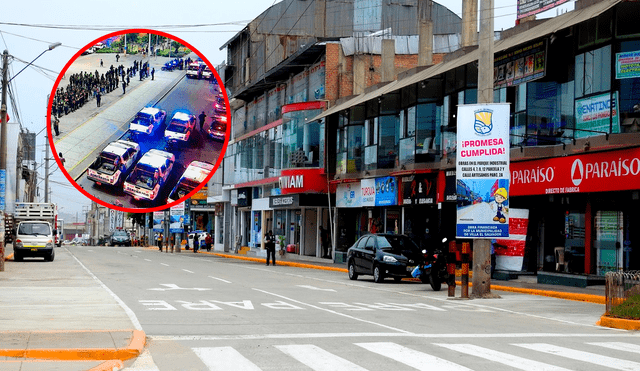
top-left (597, 315), bottom-right (640, 331)
top-left (0, 330), bottom-right (145, 362)
top-left (88, 359), bottom-right (124, 371)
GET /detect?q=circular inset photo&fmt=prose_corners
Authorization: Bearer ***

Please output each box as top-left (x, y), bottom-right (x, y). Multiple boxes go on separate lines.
top-left (48, 29), bottom-right (230, 212)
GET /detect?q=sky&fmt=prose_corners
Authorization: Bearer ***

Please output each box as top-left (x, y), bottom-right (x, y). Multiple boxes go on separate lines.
top-left (0, 0), bottom-right (575, 216)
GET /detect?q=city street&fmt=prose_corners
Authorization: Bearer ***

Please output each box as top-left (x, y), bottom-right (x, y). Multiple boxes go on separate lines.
top-left (52, 245), bottom-right (640, 371)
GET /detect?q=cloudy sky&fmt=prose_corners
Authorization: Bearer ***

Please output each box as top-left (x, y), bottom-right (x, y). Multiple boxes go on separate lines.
top-left (0, 0), bottom-right (575, 215)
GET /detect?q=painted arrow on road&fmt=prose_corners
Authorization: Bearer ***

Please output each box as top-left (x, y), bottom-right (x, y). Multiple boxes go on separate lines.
top-left (296, 285), bottom-right (336, 292)
top-left (148, 284), bottom-right (212, 291)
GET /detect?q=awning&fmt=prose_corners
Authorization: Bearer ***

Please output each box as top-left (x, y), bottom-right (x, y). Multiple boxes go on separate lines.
top-left (310, 0), bottom-right (622, 123)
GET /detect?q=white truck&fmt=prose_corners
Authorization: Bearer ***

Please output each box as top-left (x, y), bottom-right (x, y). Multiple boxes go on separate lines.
top-left (13, 203), bottom-right (57, 262)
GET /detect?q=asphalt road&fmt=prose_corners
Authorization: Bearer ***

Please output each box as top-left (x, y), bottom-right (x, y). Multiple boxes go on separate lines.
top-left (64, 245), bottom-right (640, 371)
top-left (76, 77), bottom-right (224, 208)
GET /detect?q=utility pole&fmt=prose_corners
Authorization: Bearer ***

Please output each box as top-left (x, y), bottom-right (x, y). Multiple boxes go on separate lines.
top-left (44, 134), bottom-right (49, 203)
top-left (0, 50), bottom-right (8, 271)
top-left (472, 0), bottom-right (498, 298)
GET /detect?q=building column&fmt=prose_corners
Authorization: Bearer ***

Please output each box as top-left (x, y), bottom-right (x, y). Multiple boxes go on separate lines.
top-left (381, 39), bottom-right (395, 83)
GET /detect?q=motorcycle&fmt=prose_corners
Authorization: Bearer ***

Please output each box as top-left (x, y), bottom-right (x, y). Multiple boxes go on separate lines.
top-left (412, 237), bottom-right (450, 291)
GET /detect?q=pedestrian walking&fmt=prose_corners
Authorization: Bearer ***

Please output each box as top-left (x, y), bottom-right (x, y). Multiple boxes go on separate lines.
top-left (122, 81), bottom-right (126, 94)
top-left (265, 230), bottom-right (276, 266)
top-left (100, 59), bottom-right (103, 67)
top-left (116, 54), bottom-right (120, 62)
top-left (52, 115), bottom-right (60, 136)
top-left (198, 111), bottom-right (206, 131)
top-left (157, 233), bottom-right (163, 251)
top-left (193, 232), bottom-right (200, 253)
top-left (58, 152), bottom-right (66, 167)
top-left (319, 226), bottom-right (330, 258)
top-left (96, 91), bottom-right (101, 107)
top-left (205, 232), bottom-right (212, 252)
top-left (151, 68), bottom-right (155, 80)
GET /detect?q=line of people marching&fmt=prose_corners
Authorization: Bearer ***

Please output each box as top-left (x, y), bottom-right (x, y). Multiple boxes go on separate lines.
top-left (52, 59), bottom-right (154, 118)
top-left (155, 232), bottom-right (212, 252)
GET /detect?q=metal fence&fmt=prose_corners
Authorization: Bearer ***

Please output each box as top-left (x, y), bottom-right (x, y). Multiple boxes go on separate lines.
top-left (605, 270), bottom-right (640, 314)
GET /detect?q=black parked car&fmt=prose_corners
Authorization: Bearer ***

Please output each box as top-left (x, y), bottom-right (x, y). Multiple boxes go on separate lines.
top-left (347, 234), bottom-right (425, 283)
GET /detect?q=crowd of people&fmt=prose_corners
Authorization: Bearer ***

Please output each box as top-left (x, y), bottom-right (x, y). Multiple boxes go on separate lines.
top-left (52, 59), bottom-right (152, 118)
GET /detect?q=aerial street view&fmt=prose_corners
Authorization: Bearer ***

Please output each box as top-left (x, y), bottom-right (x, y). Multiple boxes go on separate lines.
top-left (51, 31), bottom-right (229, 210)
top-left (0, 0), bottom-right (639, 370)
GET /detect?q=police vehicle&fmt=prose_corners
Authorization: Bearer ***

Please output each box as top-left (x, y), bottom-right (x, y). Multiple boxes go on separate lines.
top-left (129, 107), bottom-right (167, 136)
top-left (164, 112), bottom-right (196, 146)
top-left (213, 95), bottom-right (226, 114)
top-left (186, 62), bottom-right (203, 79)
top-left (202, 65), bottom-right (213, 80)
top-left (206, 113), bottom-right (227, 142)
top-left (167, 161), bottom-right (214, 203)
top-left (123, 149), bottom-right (175, 201)
top-left (87, 140), bottom-right (141, 186)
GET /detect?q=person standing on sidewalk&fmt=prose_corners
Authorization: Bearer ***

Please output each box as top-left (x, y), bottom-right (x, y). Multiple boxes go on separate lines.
top-left (265, 230), bottom-right (276, 266)
top-left (96, 90), bottom-right (101, 107)
top-left (151, 67), bottom-right (155, 81)
top-left (52, 115), bottom-right (60, 136)
top-left (122, 81), bottom-right (126, 95)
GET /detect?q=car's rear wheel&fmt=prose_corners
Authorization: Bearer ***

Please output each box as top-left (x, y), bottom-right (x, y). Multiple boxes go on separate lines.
top-left (429, 272), bottom-right (442, 291)
top-left (394, 277), bottom-right (402, 282)
top-left (373, 265), bottom-right (384, 283)
top-left (348, 261), bottom-right (358, 280)
top-left (14, 251), bottom-right (23, 262)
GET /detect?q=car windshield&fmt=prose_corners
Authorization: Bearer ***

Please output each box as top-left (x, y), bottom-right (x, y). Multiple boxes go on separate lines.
top-left (167, 123), bottom-right (189, 134)
top-left (129, 164), bottom-right (158, 189)
top-left (134, 112), bottom-right (152, 126)
top-left (113, 231), bottom-right (128, 236)
top-left (169, 178), bottom-right (199, 200)
top-left (18, 223), bottom-right (51, 236)
top-left (376, 235), bottom-right (419, 254)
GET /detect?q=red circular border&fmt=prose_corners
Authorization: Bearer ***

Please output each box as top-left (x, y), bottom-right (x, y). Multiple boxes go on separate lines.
top-left (48, 29), bottom-right (231, 213)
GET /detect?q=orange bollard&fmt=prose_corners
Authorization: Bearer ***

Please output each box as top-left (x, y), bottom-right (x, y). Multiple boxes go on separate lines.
top-left (461, 242), bottom-right (470, 299)
top-left (447, 240), bottom-right (457, 297)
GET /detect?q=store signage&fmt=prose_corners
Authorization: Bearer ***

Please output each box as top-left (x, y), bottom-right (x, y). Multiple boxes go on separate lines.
top-left (152, 211), bottom-right (164, 232)
top-left (169, 202), bottom-right (188, 233)
top-left (401, 174), bottom-right (436, 205)
top-left (374, 176), bottom-right (397, 206)
top-left (616, 50), bottom-right (640, 80)
top-left (494, 39), bottom-right (546, 88)
top-left (361, 179), bottom-right (375, 207)
top-left (336, 182), bottom-right (362, 208)
top-left (456, 104), bottom-right (510, 239)
top-left (279, 169), bottom-right (328, 194)
top-left (444, 170), bottom-right (457, 202)
top-left (269, 194), bottom-right (299, 208)
top-left (575, 92), bottom-right (620, 139)
top-left (517, 0), bottom-right (570, 20)
top-left (511, 147), bottom-right (640, 196)
top-left (237, 188), bottom-right (251, 207)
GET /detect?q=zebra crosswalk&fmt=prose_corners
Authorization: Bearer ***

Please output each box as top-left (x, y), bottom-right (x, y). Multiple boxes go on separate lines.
top-left (191, 341), bottom-right (640, 371)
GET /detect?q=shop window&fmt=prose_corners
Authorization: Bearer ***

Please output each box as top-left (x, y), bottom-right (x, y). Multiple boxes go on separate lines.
top-left (401, 85), bottom-right (417, 108)
top-left (526, 82), bottom-right (565, 146)
top-left (616, 3), bottom-right (640, 38)
top-left (319, 120), bottom-right (325, 170)
top-left (575, 45), bottom-right (611, 98)
top-left (595, 211), bottom-right (623, 276)
top-left (347, 125), bottom-right (364, 172)
top-left (464, 89), bottom-right (477, 104)
top-left (440, 94), bottom-right (457, 158)
top-left (416, 103), bottom-right (438, 163)
top-left (494, 87), bottom-right (506, 103)
top-left (417, 78), bottom-right (441, 103)
top-left (380, 93), bottom-right (400, 115)
top-left (618, 41), bottom-right (640, 130)
top-left (378, 114), bottom-right (400, 169)
top-left (365, 117), bottom-right (378, 146)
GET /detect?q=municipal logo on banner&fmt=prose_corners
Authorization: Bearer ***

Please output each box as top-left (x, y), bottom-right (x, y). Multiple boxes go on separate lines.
top-left (456, 104), bottom-right (511, 239)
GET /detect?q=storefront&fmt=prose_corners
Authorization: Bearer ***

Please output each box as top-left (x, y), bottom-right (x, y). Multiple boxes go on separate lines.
top-left (510, 147), bottom-right (640, 275)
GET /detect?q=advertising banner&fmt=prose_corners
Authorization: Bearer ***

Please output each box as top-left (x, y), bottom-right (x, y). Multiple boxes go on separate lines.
top-left (494, 40), bottom-right (546, 88)
top-left (374, 176), bottom-right (397, 206)
top-left (336, 182), bottom-right (362, 208)
top-left (456, 104), bottom-right (511, 239)
top-left (361, 179), bottom-right (375, 207)
top-left (517, 0), bottom-right (570, 19)
top-left (511, 146), bottom-right (640, 196)
top-left (616, 50), bottom-right (640, 79)
top-left (493, 208), bottom-right (529, 271)
top-left (169, 202), bottom-right (188, 233)
top-left (575, 92), bottom-right (620, 138)
top-left (152, 211), bottom-right (164, 232)
top-left (401, 174), bottom-right (436, 206)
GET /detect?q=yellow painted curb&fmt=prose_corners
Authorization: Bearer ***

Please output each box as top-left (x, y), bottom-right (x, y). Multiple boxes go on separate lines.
top-left (597, 315), bottom-right (640, 330)
top-left (88, 359), bottom-right (125, 371)
top-left (489, 284), bottom-right (606, 304)
top-left (204, 251), bottom-right (349, 273)
top-left (0, 329), bottom-right (145, 362)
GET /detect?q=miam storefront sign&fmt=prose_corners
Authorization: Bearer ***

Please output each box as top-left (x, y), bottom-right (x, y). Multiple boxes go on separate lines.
top-left (279, 168), bottom-right (328, 194)
top-left (511, 147), bottom-right (640, 196)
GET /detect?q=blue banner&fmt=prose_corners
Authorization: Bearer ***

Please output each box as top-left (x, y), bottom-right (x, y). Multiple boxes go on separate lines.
top-left (374, 176), bottom-right (397, 206)
top-left (0, 169), bottom-right (5, 211)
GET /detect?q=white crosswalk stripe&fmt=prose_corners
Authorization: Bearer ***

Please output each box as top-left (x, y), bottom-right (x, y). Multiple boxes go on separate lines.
top-left (355, 342), bottom-right (472, 371)
top-left (515, 343), bottom-right (640, 371)
top-left (433, 343), bottom-right (572, 371)
top-left (193, 346), bottom-right (262, 371)
top-left (587, 342), bottom-right (640, 354)
top-left (276, 344), bottom-right (368, 371)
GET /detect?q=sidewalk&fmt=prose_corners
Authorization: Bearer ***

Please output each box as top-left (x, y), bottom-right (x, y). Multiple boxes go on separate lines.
top-left (53, 53), bottom-right (191, 180)
top-left (0, 244), bottom-right (144, 370)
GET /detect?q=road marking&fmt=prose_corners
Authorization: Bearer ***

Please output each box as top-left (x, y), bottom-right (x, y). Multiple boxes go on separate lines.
top-left (148, 284), bottom-right (211, 291)
top-left (144, 259), bottom-right (152, 262)
top-left (588, 342), bottom-right (640, 353)
top-left (297, 285), bottom-right (336, 292)
top-left (133, 256), bottom-right (138, 258)
top-left (209, 276), bottom-right (231, 283)
top-left (254, 289), bottom-right (413, 334)
top-left (434, 343), bottom-right (571, 371)
top-left (67, 249), bottom-right (143, 330)
top-left (160, 263), bottom-right (169, 266)
top-left (150, 333), bottom-right (636, 342)
top-left (357, 342), bottom-right (472, 371)
top-left (183, 269), bottom-right (194, 273)
top-left (276, 344), bottom-right (368, 371)
top-left (87, 250), bottom-right (94, 252)
top-left (193, 347), bottom-right (261, 371)
top-left (515, 343), bottom-right (640, 370)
